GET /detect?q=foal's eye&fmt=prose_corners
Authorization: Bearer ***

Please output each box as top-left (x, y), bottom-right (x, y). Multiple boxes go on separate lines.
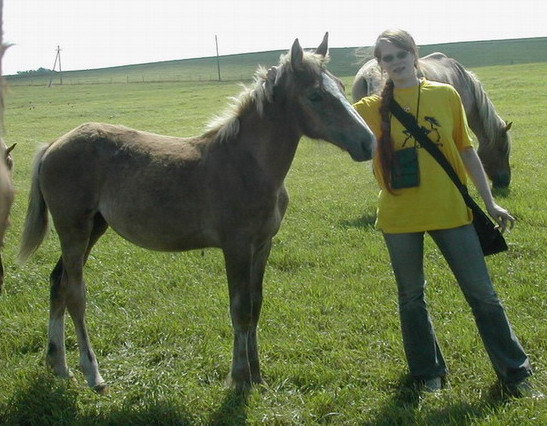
top-left (308, 91), bottom-right (323, 102)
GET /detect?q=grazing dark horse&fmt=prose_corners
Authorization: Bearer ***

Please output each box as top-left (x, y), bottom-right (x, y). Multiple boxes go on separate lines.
top-left (18, 34), bottom-right (375, 392)
top-left (352, 52), bottom-right (512, 188)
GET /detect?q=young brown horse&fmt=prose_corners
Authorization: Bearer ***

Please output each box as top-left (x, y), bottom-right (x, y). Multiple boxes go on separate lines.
top-left (18, 34), bottom-right (375, 392)
top-left (352, 53), bottom-right (512, 188)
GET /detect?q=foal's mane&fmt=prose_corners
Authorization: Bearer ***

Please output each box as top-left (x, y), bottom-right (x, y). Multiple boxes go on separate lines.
top-left (204, 50), bottom-right (327, 143)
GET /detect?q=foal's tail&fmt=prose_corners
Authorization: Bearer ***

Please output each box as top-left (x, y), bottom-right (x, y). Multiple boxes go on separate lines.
top-left (18, 145), bottom-right (50, 263)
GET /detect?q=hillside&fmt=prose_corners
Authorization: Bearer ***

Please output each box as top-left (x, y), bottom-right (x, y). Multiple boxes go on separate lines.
top-left (7, 36), bottom-right (547, 86)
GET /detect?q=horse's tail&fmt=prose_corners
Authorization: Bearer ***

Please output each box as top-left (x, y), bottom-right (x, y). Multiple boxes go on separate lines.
top-left (18, 145), bottom-right (50, 263)
top-left (351, 73), bottom-right (368, 103)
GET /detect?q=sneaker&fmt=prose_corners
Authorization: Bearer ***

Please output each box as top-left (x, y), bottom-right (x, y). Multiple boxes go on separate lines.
top-left (504, 378), bottom-right (544, 399)
top-left (422, 377), bottom-right (442, 393)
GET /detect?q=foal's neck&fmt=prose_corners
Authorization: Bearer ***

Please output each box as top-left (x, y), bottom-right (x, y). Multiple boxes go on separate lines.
top-left (238, 106), bottom-right (300, 184)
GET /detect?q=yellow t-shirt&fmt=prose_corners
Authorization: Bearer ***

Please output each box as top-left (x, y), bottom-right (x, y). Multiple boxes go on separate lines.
top-left (353, 79), bottom-right (474, 233)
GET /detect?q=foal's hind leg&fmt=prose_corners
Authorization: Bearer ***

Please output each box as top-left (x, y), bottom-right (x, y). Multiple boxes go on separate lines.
top-left (47, 257), bottom-right (73, 379)
top-left (49, 213), bottom-right (108, 392)
top-left (0, 254), bottom-right (4, 293)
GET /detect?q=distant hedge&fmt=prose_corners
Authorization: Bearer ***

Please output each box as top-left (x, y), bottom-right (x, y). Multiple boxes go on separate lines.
top-left (6, 37), bottom-right (546, 86)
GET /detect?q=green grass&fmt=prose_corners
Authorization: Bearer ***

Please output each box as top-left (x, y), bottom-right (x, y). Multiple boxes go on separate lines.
top-left (0, 60), bottom-right (545, 425)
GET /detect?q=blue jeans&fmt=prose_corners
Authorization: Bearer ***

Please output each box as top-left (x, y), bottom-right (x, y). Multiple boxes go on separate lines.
top-left (383, 224), bottom-right (531, 384)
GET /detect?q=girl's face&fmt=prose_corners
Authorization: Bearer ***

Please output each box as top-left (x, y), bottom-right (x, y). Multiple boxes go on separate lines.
top-left (376, 40), bottom-right (417, 84)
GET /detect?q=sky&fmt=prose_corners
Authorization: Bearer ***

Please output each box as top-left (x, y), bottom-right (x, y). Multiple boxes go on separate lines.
top-left (3, 0), bottom-right (546, 75)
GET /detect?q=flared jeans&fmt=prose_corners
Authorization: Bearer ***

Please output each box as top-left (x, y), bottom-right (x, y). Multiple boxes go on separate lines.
top-left (383, 224), bottom-right (531, 384)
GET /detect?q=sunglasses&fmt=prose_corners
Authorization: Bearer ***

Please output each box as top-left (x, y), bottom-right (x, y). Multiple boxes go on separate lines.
top-left (380, 50), bottom-right (410, 63)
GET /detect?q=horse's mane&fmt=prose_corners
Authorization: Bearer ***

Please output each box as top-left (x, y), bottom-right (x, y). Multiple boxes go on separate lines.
top-left (0, 40), bottom-right (8, 138)
top-left (424, 56), bottom-right (506, 148)
top-left (457, 64), bottom-right (506, 147)
top-left (202, 67), bottom-right (273, 143)
top-left (204, 51), bottom-right (327, 143)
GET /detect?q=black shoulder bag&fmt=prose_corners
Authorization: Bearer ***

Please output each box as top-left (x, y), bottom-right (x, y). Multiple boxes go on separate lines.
top-left (389, 98), bottom-right (508, 256)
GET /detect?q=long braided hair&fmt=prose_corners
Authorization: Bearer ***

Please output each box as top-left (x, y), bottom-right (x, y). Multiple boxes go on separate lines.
top-left (373, 29), bottom-right (420, 192)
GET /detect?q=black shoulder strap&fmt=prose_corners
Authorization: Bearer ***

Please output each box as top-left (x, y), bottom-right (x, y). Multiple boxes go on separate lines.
top-left (389, 98), bottom-right (480, 210)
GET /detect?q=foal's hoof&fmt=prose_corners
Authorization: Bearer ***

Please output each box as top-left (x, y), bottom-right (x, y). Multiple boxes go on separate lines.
top-left (225, 375), bottom-right (252, 393)
top-left (47, 363), bottom-right (76, 382)
top-left (225, 374), bottom-right (266, 393)
top-left (255, 378), bottom-right (268, 390)
top-left (93, 382), bottom-right (109, 394)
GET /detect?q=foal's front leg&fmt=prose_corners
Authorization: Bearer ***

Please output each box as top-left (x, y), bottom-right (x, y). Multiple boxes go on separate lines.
top-left (223, 243), bottom-right (259, 390)
top-left (247, 240), bottom-right (272, 385)
top-left (56, 231), bottom-right (106, 393)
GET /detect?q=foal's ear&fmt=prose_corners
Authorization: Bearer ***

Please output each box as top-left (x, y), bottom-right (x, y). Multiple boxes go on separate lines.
top-left (266, 66), bottom-right (278, 83)
top-left (263, 66), bottom-right (278, 98)
top-left (505, 121), bottom-right (513, 132)
top-left (290, 38), bottom-right (304, 70)
top-left (6, 143), bottom-right (16, 156)
top-left (315, 32), bottom-right (329, 57)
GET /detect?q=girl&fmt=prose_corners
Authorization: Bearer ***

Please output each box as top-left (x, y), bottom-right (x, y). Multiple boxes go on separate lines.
top-left (353, 29), bottom-right (535, 396)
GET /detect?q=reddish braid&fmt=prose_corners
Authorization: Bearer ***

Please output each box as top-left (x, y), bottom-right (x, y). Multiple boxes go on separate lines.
top-left (378, 79), bottom-right (395, 193)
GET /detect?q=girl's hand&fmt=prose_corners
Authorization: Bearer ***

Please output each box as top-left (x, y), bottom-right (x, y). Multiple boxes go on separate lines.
top-left (487, 203), bottom-right (515, 233)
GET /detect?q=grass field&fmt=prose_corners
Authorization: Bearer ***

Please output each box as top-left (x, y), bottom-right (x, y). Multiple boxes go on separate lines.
top-left (0, 51), bottom-right (545, 425)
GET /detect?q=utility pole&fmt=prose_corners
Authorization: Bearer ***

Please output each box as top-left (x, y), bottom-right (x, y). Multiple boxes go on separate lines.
top-left (215, 35), bottom-right (221, 81)
top-left (48, 45), bottom-right (62, 87)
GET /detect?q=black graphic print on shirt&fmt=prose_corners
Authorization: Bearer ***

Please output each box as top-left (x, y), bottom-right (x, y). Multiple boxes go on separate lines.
top-left (401, 115), bottom-right (444, 148)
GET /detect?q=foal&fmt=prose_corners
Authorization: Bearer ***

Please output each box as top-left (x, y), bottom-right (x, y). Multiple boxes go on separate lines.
top-left (19, 34), bottom-right (375, 391)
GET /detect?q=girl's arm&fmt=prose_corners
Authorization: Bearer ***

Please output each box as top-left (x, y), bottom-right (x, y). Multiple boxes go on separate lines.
top-left (460, 147), bottom-right (515, 232)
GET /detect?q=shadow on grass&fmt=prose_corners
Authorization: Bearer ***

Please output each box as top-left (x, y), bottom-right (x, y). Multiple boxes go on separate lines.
top-left (491, 187), bottom-right (511, 198)
top-left (0, 371), bottom-right (195, 425)
top-left (365, 375), bottom-right (512, 425)
top-left (1, 374), bottom-right (77, 425)
top-left (208, 387), bottom-right (250, 426)
top-left (340, 213), bottom-right (377, 229)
